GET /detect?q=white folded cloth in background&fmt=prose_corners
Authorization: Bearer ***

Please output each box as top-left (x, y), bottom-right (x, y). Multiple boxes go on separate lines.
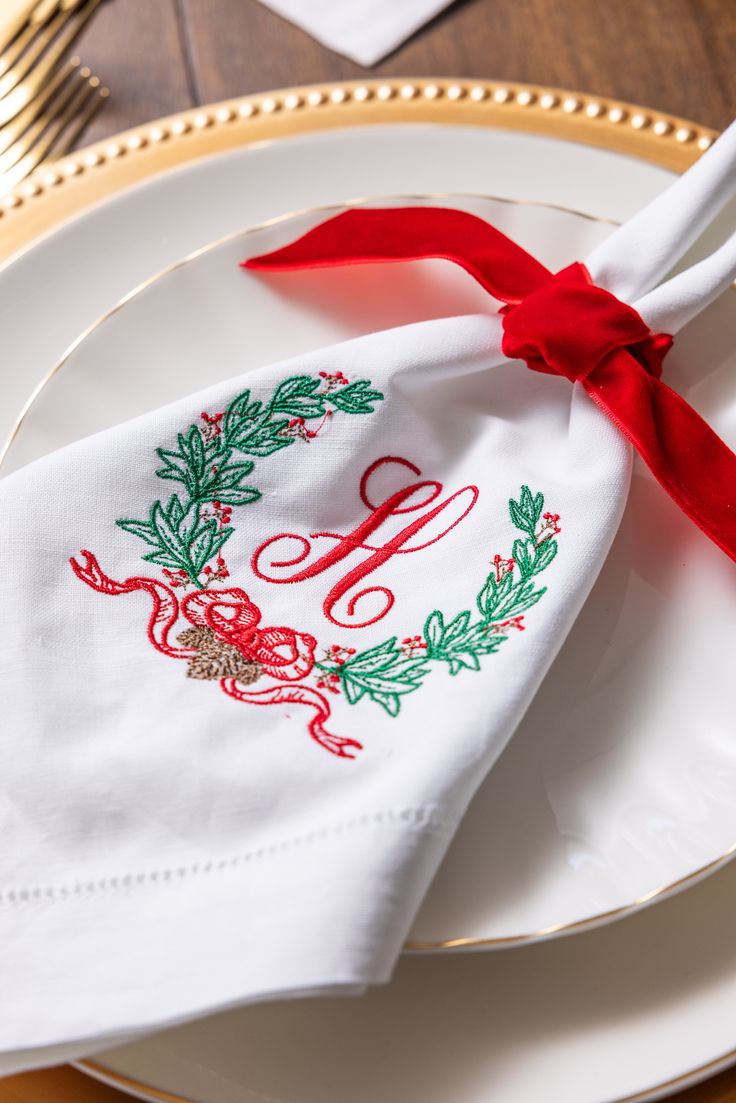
top-left (256, 0), bottom-right (454, 64)
top-left (0, 122), bottom-right (734, 1075)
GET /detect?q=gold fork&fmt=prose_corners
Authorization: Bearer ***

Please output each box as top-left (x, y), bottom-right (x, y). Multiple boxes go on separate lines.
top-left (0, 0), bottom-right (107, 194)
top-left (0, 0), bottom-right (103, 128)
top-left (0, 61), bottom-right (107, 196)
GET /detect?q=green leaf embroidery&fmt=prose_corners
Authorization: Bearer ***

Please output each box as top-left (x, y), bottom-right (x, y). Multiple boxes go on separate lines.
top-left (531, 538), bottom-right (557, 575)
top-left (476, 570), bottom-right (514, 620)
top-left (189, 524), bottom-right (216, 572)
top-left (166, 494), bottom-right (186, 527)
top-left (271, 375), bottom-right (326, 419)
top-left (155, 449), bottom-right (190, 486)
top-left (151, 501), bottom-right (189, 561)
top-left (212, 461), bottom-right (255, 488)
top-left (116, 518), bottom-right (159, 547)
top-left (508, 498), bottom-right (534, 537)
top-left (187, 426), bottom-right (206, 479)
top-left (323, 485), bottom-right (561, 717)
top-left (213, 486), bottom-right (262, 507)
top-left (238, 420), bottom-right (292, 457)
top-left (272, 374), bottom-right (322, 406)
top-left (512, 537), bottom-right (532, 578)
top-left (329, 380), bottom-right (385, 414)
top-left (336, 638), bottom-right (429, 716)
top-left (141, 549), bottom-right (186, 569)
top-left (423, 609), bottom-right (504, 675)
top-left (118, 371), bottom-right (384, 586)
top-left (224, 390), bottom-right (262, 439)
top-left (423, 610), bottom-right (444, 650)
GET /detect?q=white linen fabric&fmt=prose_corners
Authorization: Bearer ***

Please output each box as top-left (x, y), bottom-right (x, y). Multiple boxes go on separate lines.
top-left (0, 122), bottom-right (734, 1074)
top-left (254, 0), bottom-right (453, 65)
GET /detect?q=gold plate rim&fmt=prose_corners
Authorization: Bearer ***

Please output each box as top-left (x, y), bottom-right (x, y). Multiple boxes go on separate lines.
top-left (78, 1044), bottom-right (736, 1103)
top-left (0, 77), bottom-right (718, 265)
top-left (4, 188), bottom-right (735, 957)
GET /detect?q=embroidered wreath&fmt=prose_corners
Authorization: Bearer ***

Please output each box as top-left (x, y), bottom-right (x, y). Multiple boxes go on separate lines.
top-left (71, 373), bottom-right (561, 758)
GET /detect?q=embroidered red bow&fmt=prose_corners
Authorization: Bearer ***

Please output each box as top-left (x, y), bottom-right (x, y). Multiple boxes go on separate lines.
top-left (243, 207), bottom-right (736, 564)
top-left (69, 551), bottom-right (361, 757)
top-left (182, 588), bottom-right (316, 681)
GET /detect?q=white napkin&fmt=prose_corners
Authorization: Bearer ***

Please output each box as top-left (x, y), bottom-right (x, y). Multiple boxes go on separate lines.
top-left (0, 122), bottom-right (734, 1075)
top-left (256, 0), bottom-right (453, 65)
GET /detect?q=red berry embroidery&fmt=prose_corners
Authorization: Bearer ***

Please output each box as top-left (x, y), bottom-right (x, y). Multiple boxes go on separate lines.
top-left (76, 364), bottom-right (557, 752)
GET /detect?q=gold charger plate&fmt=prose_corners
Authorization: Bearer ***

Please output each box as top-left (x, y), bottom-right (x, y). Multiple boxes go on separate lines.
top-left (0, 77), bottom-right (716, 265)
top-left (0, 79), bottom-right (730, 1103)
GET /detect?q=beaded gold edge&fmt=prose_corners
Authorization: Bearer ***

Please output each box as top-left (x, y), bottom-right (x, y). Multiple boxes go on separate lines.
top-left (0, 77), bottom-right (718, 264)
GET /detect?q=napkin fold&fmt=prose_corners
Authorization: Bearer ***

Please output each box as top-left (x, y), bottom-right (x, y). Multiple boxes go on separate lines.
top-left (0, 316), bottom-right (630, 1072)
top-left (0, 121), bottom-right (734, 1075)
top-left (256, 0), bottom-right (453, 65)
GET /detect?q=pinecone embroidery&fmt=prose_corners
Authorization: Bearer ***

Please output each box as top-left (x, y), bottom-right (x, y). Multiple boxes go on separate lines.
top-left (177, 626), bottom-right (262, 684)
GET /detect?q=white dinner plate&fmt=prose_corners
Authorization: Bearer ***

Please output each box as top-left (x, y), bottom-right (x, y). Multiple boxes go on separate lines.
top-left (84, 859), bottom-right (736, 1103)
top-left (0, 119), bottom-right (682, 453)
top-left (3, 189), bottom-right (735, 952)
top-left (0, 94), bottom-right (734, 1102)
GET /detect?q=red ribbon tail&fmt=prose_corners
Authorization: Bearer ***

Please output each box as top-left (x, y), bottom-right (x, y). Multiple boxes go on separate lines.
top-left (242, 206), bottom-right (551, 304)
top-left (586, 353), bottom-right (736, 562)
top-left (220, 679), bottom-right (362, 759)
top-left (69, 549), bottom-right (189, 657)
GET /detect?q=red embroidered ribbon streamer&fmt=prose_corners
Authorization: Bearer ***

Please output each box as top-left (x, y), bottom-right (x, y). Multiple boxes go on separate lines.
top-left (69, 550), bottom-right (362, 759)
top-left (243, 207), bottom-right (736, 563)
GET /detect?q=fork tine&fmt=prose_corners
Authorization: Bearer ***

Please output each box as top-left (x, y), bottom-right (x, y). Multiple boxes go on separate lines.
top-left (0, 1), bottom-right (55, 60)
top-left (0, 62), bottom-right (84, 173)
top-left (0, 70), bottom-right (101, 195)
top-left (0, 54), bottom-right (78, 156)
top-left (48, 78), bottom-right (107, 159)
top-left (0, 1), bottom-right (62, 79)
top-left (0, 0), bottom-right (99, 127)
top-left (0, 4), bottom-right (33, 58)
top-left (0, 0), bottom-right (86, 100)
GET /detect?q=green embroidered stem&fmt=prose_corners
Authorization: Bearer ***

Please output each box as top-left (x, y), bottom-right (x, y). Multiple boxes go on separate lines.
top-left (117, 372), bottom-right (384, 586)
top-left (320, 486), bottom-right (561, 717)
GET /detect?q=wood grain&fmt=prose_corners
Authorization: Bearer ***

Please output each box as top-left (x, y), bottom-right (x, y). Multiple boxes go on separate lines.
top-left (70, 0), bottom-right (736, 144)
top-left (70, 0), bottom-right (194, 147)
top-left (3, 0), bottom-right (736, 1100)
top-left (0, 1067), bottom-right (128, 1103)
top-left (180, 0), bottom-right (736, 129)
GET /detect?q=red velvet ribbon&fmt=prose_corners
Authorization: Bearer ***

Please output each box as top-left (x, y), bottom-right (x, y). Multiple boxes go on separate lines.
top-left (243, 207), bottom-right (736, 563)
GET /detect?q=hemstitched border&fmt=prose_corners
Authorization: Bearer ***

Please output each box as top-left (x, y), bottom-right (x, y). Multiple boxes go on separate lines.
top-left (0, 807), bottom-right (454, 908)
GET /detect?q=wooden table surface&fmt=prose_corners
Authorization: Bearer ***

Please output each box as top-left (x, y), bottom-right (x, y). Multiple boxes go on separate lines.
top-left (3, 1), bottom-right (736, 1101)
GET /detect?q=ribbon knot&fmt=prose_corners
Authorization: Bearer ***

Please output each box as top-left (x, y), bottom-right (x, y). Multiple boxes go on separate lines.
top-left (244, 206), bottom-right (736, 563)
top-left (501, 262), bottom-right (671, 383)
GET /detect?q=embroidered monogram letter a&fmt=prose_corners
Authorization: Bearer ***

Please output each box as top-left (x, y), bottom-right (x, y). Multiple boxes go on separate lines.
top-left (251, 456), bottom-right (479, 628)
